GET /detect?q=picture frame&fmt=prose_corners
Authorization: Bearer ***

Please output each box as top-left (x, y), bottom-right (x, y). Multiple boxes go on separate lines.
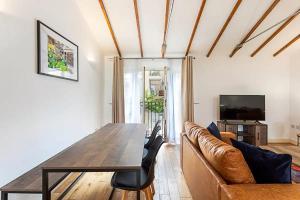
top-left (37, 20), bottom-right (79, 81)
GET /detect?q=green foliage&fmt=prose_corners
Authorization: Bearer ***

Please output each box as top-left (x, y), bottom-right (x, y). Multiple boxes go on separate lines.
top-left (48, 44), bottom-right (68, 72)
top-left (145, 91), bottom-right (164, 113)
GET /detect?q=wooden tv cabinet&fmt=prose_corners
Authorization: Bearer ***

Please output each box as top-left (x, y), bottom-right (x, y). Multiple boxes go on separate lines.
top-left (217, 121), bottom-right (268, 146)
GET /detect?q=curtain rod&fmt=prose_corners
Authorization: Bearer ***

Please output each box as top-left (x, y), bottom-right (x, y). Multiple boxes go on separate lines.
top-left (108, 57), bottom-right (195, 60)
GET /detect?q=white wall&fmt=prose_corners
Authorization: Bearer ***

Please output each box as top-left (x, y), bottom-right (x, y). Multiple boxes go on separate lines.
top-left (102, 56), bottom-right (114, 124)
top-left (193, 54), bottom-right (291, 142)
top-left (0, 0), bottom-right (104, 199)
top-left (289, 52), bottom-right (300, 143)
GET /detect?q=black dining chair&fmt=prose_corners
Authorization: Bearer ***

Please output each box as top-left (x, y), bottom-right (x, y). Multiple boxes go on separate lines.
top-left (144, 120), bottom-right (161, 144)
top-left (144, 120), bottom-right (161, 149)
top-left (143, 124), bottom-right (161, 160)
top-left (111, 136), bottom-right (164, 200)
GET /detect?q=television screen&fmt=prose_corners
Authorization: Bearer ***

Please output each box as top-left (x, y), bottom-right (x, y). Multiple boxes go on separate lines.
top-left (220, 95), bottom-right (265, 121)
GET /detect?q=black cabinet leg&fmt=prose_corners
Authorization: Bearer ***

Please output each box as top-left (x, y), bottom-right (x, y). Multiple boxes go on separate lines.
top-left (1, 192), bottom-right (8, 200)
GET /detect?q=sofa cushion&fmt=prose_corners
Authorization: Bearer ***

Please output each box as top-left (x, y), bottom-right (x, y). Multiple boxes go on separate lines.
top-left (184, 121), bottom-right (199, 134)
top-left (207, 122), bottom-right (222, 140)
top-left (198, 132), bottom-right (255, 184)
top-left (220, 132), bottom-right (237, 145)
top-left (231, 139), bottom-right (292, 184)
top-left (184, 121), bottom-right (209, 149)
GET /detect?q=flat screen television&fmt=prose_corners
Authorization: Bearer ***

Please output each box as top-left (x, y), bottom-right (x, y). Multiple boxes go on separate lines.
top-left (220, 95), bottom-right (265, 121)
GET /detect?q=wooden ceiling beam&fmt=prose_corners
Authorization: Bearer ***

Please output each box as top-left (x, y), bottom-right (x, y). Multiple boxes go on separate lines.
top-left (162, 0), bottom-right (170, 58)
top-left (133, 0), bottom-right (143, 57)
top-left (251, 10), bottom-right (300, 57)
top-left (230, 0), bottom-right (280, 57)
top-left (98, 0), bottom-right (122, 57)
top-left (206, 0), bottom-right (242, 57)
top-left (273, 34), bottom-right (300, 57)
top-left (185, 0), bottom-right (206, 57)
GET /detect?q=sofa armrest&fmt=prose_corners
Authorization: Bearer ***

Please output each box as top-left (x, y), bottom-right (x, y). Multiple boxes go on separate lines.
top-left (221, 184), bottom-right (300, 200)
top-left (220, 132), bottom-right (236, 145)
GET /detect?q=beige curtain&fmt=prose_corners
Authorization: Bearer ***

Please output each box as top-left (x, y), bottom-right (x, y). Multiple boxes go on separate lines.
top-left (181, 56), bottom-right (194, 124)
top-left (112, 57), bottom-right (125, 123)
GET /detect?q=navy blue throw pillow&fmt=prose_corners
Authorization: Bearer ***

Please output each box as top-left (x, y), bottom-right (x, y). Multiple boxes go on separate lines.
top-left (207, 122), bottom-right (222, 140)
top-left (231, 139), bottom-right (292, 184)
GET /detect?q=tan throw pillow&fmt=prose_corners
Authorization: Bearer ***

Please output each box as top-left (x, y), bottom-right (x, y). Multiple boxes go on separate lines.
top-left (220, 132), bottom-right (237, 145)
top-left (198, 131), bottom-right (256, 184)
top-left (184, 121), bottom-right (209, 148)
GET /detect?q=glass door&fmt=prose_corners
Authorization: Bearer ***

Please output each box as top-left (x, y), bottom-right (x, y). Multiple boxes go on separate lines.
top-left (143, 67), bottom-right (167, 137)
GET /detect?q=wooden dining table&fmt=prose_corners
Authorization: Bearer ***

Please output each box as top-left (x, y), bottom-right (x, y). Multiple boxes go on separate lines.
top-left (41, 123), bottom-right (147, 200)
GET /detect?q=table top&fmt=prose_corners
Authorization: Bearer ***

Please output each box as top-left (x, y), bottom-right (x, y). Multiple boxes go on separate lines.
top-left (43, 123), bottom-right (147, 170)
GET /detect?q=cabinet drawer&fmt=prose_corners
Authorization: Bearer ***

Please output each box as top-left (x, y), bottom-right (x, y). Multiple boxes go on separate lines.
top-left (255, 126), bottom-right (268, 145)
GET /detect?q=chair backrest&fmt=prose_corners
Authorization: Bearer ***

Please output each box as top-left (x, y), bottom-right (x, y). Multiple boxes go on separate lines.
top-left (145, 121), bottom-right (161, 148)
top-left (142, 135), bottom-right (164, 187)
top-left (153, 120), bottom-right (161, 130)
top-left (151, 120), bottom-right (161, 138)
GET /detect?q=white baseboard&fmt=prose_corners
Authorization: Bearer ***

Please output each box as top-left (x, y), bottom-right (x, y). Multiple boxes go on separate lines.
top-left (268, 138), bottom-right (297, 145)
top-left (290, 139), bottom-right (297, 145)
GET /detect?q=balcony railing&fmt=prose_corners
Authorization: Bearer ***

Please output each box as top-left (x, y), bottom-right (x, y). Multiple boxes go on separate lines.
top-left (144, 101), bottom-right (164, 137)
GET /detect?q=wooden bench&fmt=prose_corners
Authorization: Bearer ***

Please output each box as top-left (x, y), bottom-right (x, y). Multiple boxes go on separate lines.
top-left (0, 160), bottom-right (83, 200)
top-left (0, 130), bottom-right (99, 200)
top-left (1, 129), bottom-right (97, 200)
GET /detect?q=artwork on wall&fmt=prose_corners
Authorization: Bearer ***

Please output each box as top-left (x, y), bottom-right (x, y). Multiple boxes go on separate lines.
top-left (37, 20), bottom-right (79, 81)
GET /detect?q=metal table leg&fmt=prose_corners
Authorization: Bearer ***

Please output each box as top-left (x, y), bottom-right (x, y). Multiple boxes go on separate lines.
top-left (1, 192), bottom-right (8, 200)
top-left (42, 169), bottom-right (50, 200)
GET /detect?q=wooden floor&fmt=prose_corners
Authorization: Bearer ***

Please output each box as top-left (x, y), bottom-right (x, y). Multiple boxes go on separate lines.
top-left (51, 144), bottom-right (192, 200)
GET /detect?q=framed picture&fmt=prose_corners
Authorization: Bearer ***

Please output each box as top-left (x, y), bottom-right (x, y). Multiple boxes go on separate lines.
top-left (37, 20), bottom-right (79, 81)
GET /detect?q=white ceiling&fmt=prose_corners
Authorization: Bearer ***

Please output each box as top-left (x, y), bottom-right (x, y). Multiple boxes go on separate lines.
top-left (75, 0), bottom-right (300, 58)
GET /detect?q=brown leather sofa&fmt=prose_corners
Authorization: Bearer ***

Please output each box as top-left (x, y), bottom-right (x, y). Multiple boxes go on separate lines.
top-left (180, 126), bottom-right (300, 200)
